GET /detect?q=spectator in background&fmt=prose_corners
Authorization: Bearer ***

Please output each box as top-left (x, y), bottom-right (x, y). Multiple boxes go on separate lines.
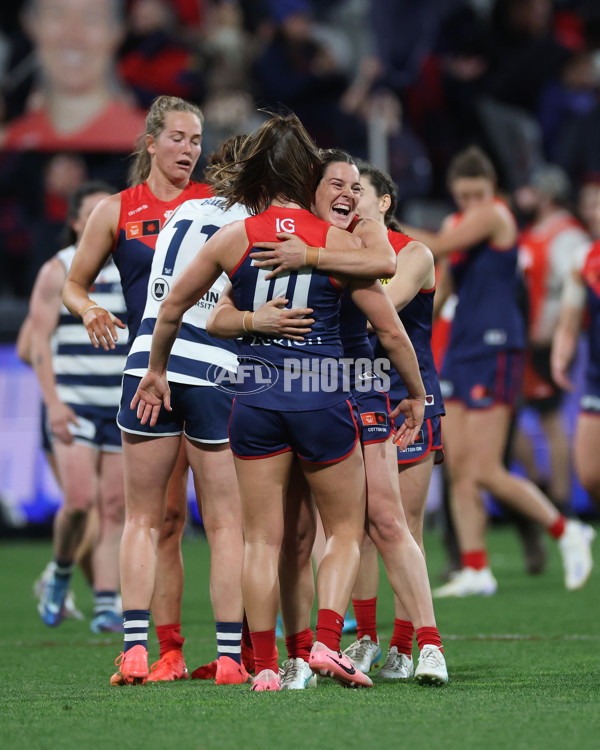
top-left (0, 0), bottom-right (146, 152)
top-left (118, 0), bottom-right (205, 109)
top-left (513, 164), bottom-right (589, 513)
top-left (253, 0), bottom-right (350, 147)
top-left (29, 153), bottom-right (87, 281)
top-left (484, 0), bottom-right (574, 115)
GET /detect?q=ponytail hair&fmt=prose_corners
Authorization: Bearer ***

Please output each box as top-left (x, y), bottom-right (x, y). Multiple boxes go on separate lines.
top-left (207, 112), bottom-right (321, 214)
top-left (128, 95), bottom-right (204, 186)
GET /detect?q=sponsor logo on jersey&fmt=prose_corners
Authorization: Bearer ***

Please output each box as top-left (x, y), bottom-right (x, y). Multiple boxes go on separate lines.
top-left (483, 329), bottom-right (508, 346)
top-left (126, 219), bottom-right (161, 239)
top-left (151, 278), bottom-right (170, 301)
top-left (128, 204), bottom-right (149, 216)
top-left (275, 217), bottom-right (296, 233)
top-left (360, 411), bottom-right (387, 427)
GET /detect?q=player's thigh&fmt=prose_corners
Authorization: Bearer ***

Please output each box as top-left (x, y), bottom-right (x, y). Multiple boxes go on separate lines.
top-left (234, 451), bottom-right (295, 546)
top-left (122, 432), bottom-right (182, 520)
top-left (398, 452), bottom-right (435, 544)
top-left (52, 440), bottom-right (98, 509)
top-left (574, 414), bottom-right (600, 488)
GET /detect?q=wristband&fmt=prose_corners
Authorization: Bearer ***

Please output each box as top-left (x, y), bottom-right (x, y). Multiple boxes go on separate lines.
top-left (305, 246), bottom-right (321, 267)
top-left (242, 311), bottom-right (254, 333)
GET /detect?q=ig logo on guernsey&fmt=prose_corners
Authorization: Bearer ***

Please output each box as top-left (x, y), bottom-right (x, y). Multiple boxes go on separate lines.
top-left (207, 356), bottom-right (278, 394)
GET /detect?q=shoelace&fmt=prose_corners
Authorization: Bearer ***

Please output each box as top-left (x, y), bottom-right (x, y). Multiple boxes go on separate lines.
top-left (281, 660), bottom-right (303, 683)
top-left (383, 651), bottom-right (401, 670)
top-left (346, 639), bottom-right (374, 663)
top-left (419, 647), bottom-right (444, 667)
top-left (114, 652), bottom-right (125, 667)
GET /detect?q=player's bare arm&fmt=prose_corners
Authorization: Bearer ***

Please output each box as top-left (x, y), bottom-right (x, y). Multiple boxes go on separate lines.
top-left (383, 240), bottom-right (435, 311)
top-left (248, 216), bottom-right (396, 280)
top-left (30, 258), bottom-right (79, 444)
top-left (62, 194), bottom-right (126, 350)
top-left (207, 283), bottom-right (315, 341)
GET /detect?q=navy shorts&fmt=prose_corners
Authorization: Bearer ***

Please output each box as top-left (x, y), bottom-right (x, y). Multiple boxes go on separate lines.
top-left (45, 403), bottom-right (122, 452)
top-left (353, 389), bottom-right (392, 445)
top-left (396, 415), bottom-right (444, 465)
top-left (580, 372), bottom-right (600, 415)
top-left (229, 398), bottom-right (360, 464)
top-left (440, 350), bottom-right (525, 410)
top-left (118, 374), bottom-right (233, 444)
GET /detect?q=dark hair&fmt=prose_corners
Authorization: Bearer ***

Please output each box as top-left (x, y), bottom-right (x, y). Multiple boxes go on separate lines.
top-left (128, 95), bottom-right (204, 186)
top-left (356, 160), bottom-right (402, 232)
top-left (207, 112), bottom-right (321, 214)
top-left (446, 145), bottom-right (497, 187)
top-left (63, 180), bottom-right (116, 245)
top-left (319, 148), bottom-right (356, 179)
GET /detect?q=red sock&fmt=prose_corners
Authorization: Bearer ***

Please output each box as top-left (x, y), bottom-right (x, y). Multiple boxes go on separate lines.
top-left (390, 619), bottom-right (414, 656)
top-left (285, 628), bottom-right (314, 661)
top-left (352, 597), bottom-right (378, 641)
top-left (416, 626), bottom-right (443, 653)
top-left (547, 515), bottom-right (566, 540)
top-left (461, 549), bottom-right (488, 570)
top-left (250, 629), bottom-right (278, 673)
top-left (315, 609), bottom-right (344, 651)
top-left (155, 623), bottom-right (185, 658)
top-left (241, 614), bottom-right (255, 673)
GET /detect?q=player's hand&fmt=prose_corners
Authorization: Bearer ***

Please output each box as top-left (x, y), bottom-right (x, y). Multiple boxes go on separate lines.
top-left (250, 233), bottom-right (307, 279)
top-left (48, 401), bottom-right (79, 445)
top-left (82, 306), bottom-right (126, 351)
top-left (130, 371), bottom-right (172, 427)
top-left (252, 297), bottom-right (314, 340)
top-left (551, 360), bottom-right (575, 392)
top-left (390, 396), bottom-right (425, 450)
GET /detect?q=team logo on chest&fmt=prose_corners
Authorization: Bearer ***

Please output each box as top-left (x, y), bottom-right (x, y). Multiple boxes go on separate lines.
top-left (151, 278), bottom-right (170, 301)
top-left (126, 219), bottom-right (161, 240)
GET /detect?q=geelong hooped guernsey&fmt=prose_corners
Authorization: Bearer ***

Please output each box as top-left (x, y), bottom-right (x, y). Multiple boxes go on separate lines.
top-left (54, 246), bottom-right (128, 412)
top-left (231, 206), bottom-right (348, 410)
top-left (112, 180), bottom-right (212, 348)
top-left (447, 208), bottom-right (525, 359)
top-left (125, 197), bottom-right (249, 385)
top-left (581, 241), bottom-right (600, 383)
top-left (374, 229), bottom-right (444, 420)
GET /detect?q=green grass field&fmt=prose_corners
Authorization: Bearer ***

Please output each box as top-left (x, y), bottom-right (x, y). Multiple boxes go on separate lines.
top-left (1, 525), bottom-right (598, 750)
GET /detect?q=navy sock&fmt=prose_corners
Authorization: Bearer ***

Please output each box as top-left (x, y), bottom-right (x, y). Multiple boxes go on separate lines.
top-left (216, 621), bottom-right (243, 664)
top-left (123, 609), bottom-right (149, 653)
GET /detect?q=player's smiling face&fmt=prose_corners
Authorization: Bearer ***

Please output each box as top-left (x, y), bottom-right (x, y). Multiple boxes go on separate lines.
top-left (313, 161), bottom-right (361, 229)
top-left (148, 111), bottom-right (203, 186)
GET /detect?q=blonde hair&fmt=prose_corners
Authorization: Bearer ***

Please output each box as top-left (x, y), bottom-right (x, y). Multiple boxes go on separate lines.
top-left (128, 96), bottom-right (204, 186)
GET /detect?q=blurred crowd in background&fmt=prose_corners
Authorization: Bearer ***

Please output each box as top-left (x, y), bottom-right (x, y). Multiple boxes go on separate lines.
top-left (1, 0), bottom-right (600, 337)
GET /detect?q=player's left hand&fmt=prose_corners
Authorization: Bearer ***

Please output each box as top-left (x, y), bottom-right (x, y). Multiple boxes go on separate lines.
top-left (390, 396), bottom-right (425, 450)
top-left (131, 370), bottom-right (172, 427)
top-left (250, 233), bottom-right (307, 279)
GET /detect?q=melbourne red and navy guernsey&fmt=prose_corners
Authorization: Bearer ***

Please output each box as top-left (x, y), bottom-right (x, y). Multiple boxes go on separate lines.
top-left (112, 180), bottom-right (212, 347)
top-left (230, 205), bottom-right (350, 411)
